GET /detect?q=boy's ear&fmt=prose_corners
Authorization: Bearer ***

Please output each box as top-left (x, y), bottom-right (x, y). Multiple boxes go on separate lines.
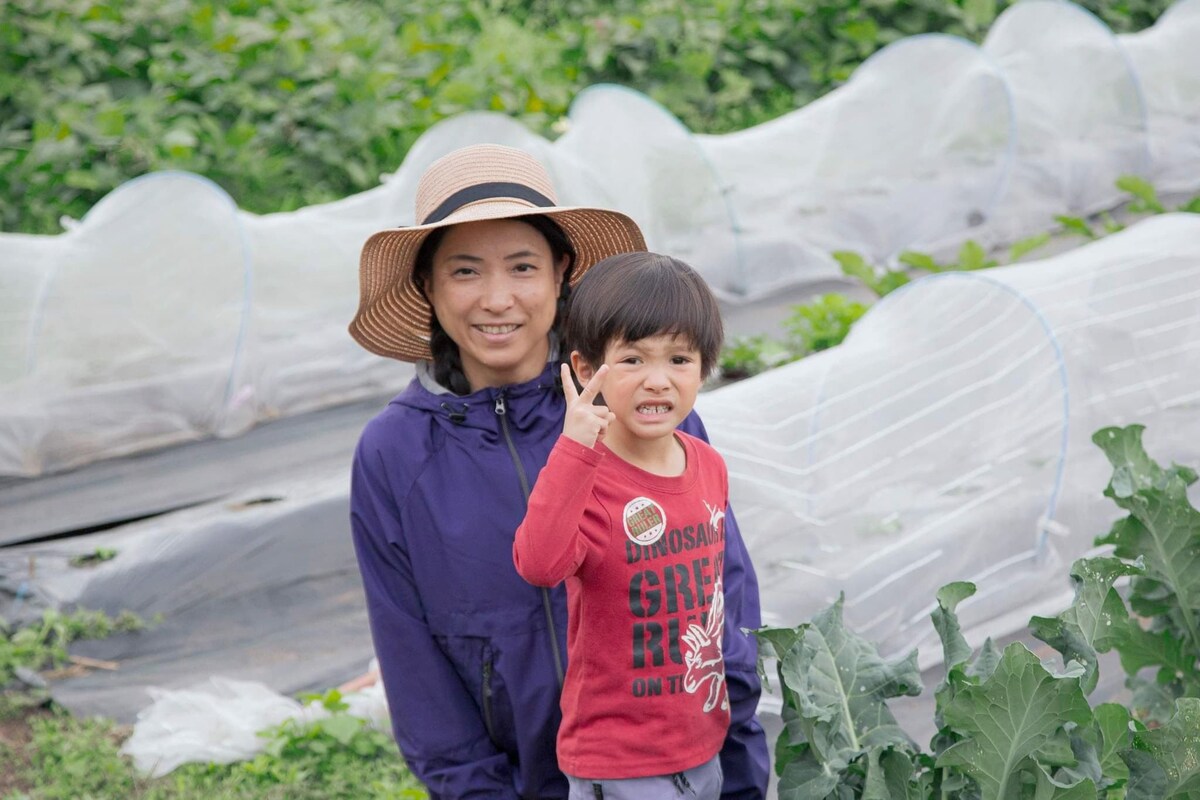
top-left (569, 350), bottom-right (594, 385)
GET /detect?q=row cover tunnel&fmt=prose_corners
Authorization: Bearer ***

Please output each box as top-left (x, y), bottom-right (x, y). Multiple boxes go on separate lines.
top-left (1, 0), bottom-right (1197, 475)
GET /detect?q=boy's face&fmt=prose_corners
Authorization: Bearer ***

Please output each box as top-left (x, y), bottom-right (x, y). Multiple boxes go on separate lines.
top-left (571, 333), bottom-right (704, 448)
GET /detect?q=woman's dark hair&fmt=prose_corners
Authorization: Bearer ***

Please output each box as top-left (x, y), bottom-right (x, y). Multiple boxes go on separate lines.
top-left (565, 252), bottom-right (723, 379)
top-left (412, 215), bottom-right (577, 395)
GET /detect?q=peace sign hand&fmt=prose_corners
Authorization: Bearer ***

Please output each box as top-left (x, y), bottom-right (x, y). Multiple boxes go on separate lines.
top-left (561, 363), bottom-right (617, 449)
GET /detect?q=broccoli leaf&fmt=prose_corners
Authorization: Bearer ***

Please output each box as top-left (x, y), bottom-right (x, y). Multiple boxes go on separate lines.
top-left (863, 747), bottom-right (926, 800)
top-left (766, 595), bottom-right (922, 797)
top-left (777, 745), bottom-right (841, 800)
top-left (937, 643), bottom-right (1093, 800)
top-left (1032, 766), bottom-right (1096, 800)
top-left (1029, 556), bottom-right (1144, 694)
top-left (1092, 426), bottom-right (1200, 685)
top-left (932, 582), bottom-right (976, 675)
top-left (1122, 698), bottom-right (1200, 799)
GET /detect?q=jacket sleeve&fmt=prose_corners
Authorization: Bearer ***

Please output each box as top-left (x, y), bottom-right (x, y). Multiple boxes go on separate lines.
top-left (679, 412), bottom-right (771, 799)
top-left (513, 435), bottom-right (605, 587)
top-left (350, 437), bottom-right (521, 800)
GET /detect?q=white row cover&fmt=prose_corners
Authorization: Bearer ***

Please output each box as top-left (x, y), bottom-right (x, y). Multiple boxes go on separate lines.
top-left (0, 174), bottom-right (413, 475)
top-left (7, 215), bottom-right (1196, 724)
top-left (697, 213), bottom-right (1200, 657)
top-left (1, 0), bottom-right (1198, 476)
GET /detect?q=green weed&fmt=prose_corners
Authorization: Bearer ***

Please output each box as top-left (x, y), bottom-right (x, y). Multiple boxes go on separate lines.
top-left (69, 548), bottom-right (118, 568)
top-left (2, 695), bottom-right (428, 799)
top-left (0, 609), bottom-right (146, 688)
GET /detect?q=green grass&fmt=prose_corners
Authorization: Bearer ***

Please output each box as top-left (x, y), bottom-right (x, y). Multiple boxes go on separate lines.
top-left (1, 706), bottom-right (427, 800)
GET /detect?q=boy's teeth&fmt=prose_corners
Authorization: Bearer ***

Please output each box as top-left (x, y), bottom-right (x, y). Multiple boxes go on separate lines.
top-left (638, 404), bottom-right (670, 414)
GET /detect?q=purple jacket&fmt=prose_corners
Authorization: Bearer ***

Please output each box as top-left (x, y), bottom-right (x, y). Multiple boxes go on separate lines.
top-left (350, 362), bottom-right (769, 799)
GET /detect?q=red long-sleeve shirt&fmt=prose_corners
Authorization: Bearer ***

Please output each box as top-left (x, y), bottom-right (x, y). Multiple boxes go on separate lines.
top-left (513, 433), bottom-right (730, 778)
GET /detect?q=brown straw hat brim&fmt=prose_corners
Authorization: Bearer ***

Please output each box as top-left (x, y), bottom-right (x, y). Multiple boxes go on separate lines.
top-left (350, 204), bottom-right (647, 363)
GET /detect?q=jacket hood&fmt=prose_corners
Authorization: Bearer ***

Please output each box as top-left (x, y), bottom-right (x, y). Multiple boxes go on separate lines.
top-left (394, 359), bottom-right (564, 433)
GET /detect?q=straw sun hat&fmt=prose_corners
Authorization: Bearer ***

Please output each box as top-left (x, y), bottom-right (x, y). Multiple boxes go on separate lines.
top-left (349, 144), bottom-right (647, 362)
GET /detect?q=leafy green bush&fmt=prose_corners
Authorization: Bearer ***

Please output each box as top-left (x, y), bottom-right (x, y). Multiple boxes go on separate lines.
top-left (0, 0), bottom-right (1175, 234)
top-left (754, 425), bottom-right (1200, 798)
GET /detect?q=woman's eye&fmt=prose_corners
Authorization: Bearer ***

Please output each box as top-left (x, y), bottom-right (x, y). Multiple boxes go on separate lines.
top-left (450, 267), bottom-right (477, 277)
top-left (513, 263), bottom-right (536, 273)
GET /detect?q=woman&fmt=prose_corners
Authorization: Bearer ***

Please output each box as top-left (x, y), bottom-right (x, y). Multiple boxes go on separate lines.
top-left (348, 144), bottom-right (768, 799)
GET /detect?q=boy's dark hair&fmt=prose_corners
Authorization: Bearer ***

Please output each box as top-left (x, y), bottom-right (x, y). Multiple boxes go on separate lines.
top-left (413, 215), bottom-right (577, 395)
top-left (566, 252), bottom-right (723, 379)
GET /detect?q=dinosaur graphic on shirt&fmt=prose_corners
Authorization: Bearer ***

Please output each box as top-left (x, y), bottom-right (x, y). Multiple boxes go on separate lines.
top-left (681, 579), bottom-right (727, 713)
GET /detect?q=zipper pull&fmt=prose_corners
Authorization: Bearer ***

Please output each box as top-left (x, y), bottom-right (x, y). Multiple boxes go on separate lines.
top-left (494, 395), bottom-right (507, 416)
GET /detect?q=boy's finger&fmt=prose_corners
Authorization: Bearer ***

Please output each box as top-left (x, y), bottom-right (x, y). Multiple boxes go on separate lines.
top-left (560, 363), bottom-right (578, 403)
top-left (578, 364), bottom-right (609, 404)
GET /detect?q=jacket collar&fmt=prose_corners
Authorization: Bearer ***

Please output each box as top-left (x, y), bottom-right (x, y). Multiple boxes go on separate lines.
top-left (398, 360), bottom-right (563, 433)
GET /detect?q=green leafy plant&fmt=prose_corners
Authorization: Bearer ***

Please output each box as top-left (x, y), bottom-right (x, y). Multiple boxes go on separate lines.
top-left (1100, 211), bottom-right (1125, 235)
top-left (755, 597), bottom-right (924, 798)
top-left (897, 250), bottom-right (944, 272)
top-left (14, 713), bottom-right (139, 798)
top-left (898, 240), bottom-right (997, 274)
top-left (833, 250), bottom-right (910, 297)
top-left (236, 689), bottom-right (411, 789)
top-left (1055, 215), bottom-right (1098, 240)
top-left (1116, 175), bottom-right (1166, 215)
top-left (954, 240), bottom-right (997, 271)
top-left (755, 424), bottom-right (1200, 798)
top-left (69, 547), bottom-right (118, 568)
top-left (783, 294), bottom-right (868, 355)
top-left (1032, 425), bottom-right (1200, 726)
top-left (1008, 232), bottom-right (1051, 262)
top-left (1114, 174), bottom-right (1200, 216)
top-left (7, 704), bottom-right (430, 799)
top-left (718, 334), bottom-right (798, 380)
top-left (0, 608), bottom-right (146, 686)
top-left (719, 293), bottom-right (867, 379)
top-left (0, 0), bottom-right (1177, 235)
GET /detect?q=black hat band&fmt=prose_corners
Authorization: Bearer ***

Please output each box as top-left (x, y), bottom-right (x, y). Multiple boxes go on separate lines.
top-left (422, 182), bottom-right (555, 225)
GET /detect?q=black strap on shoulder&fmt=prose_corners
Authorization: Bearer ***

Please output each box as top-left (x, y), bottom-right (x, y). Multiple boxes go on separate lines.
top-left (422, 182), bottom-right (554, 224)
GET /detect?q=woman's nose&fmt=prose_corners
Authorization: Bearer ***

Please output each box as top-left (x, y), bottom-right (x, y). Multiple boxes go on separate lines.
top-left (479, 276), bottom-right (515, 311)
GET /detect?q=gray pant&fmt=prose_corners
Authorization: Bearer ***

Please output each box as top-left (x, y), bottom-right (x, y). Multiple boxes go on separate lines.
top-left (566, 755), bottom-right (723, 800)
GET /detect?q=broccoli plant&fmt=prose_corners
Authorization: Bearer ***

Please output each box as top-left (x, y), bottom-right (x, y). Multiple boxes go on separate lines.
top-left (755, 425), bottom-right (1200, 798)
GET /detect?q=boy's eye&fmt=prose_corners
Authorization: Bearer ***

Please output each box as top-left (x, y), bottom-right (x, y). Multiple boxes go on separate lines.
top-left (671, 356), bottom-right (693, 365)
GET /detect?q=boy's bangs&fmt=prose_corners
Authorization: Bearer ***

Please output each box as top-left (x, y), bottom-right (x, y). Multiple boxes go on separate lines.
top-left (568, 253), bottom-right (724, 376)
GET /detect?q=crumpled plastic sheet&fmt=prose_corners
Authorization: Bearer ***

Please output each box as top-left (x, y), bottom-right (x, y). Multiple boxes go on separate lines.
top-left (121, 662), bottom-right (388, 778)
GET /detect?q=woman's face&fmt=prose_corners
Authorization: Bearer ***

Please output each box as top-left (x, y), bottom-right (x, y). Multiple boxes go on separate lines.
top-left (425, 218), bottom-right (567, 391)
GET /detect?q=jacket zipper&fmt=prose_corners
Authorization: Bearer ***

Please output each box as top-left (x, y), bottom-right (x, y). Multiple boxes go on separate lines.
top-left (495, 392), bottom-right (566, 688)
top-left (481, 654), bottom-right (497, 743)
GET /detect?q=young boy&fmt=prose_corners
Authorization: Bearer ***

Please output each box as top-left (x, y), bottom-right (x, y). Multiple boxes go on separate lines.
top-left (514, 252), bottom-right (730, 799)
